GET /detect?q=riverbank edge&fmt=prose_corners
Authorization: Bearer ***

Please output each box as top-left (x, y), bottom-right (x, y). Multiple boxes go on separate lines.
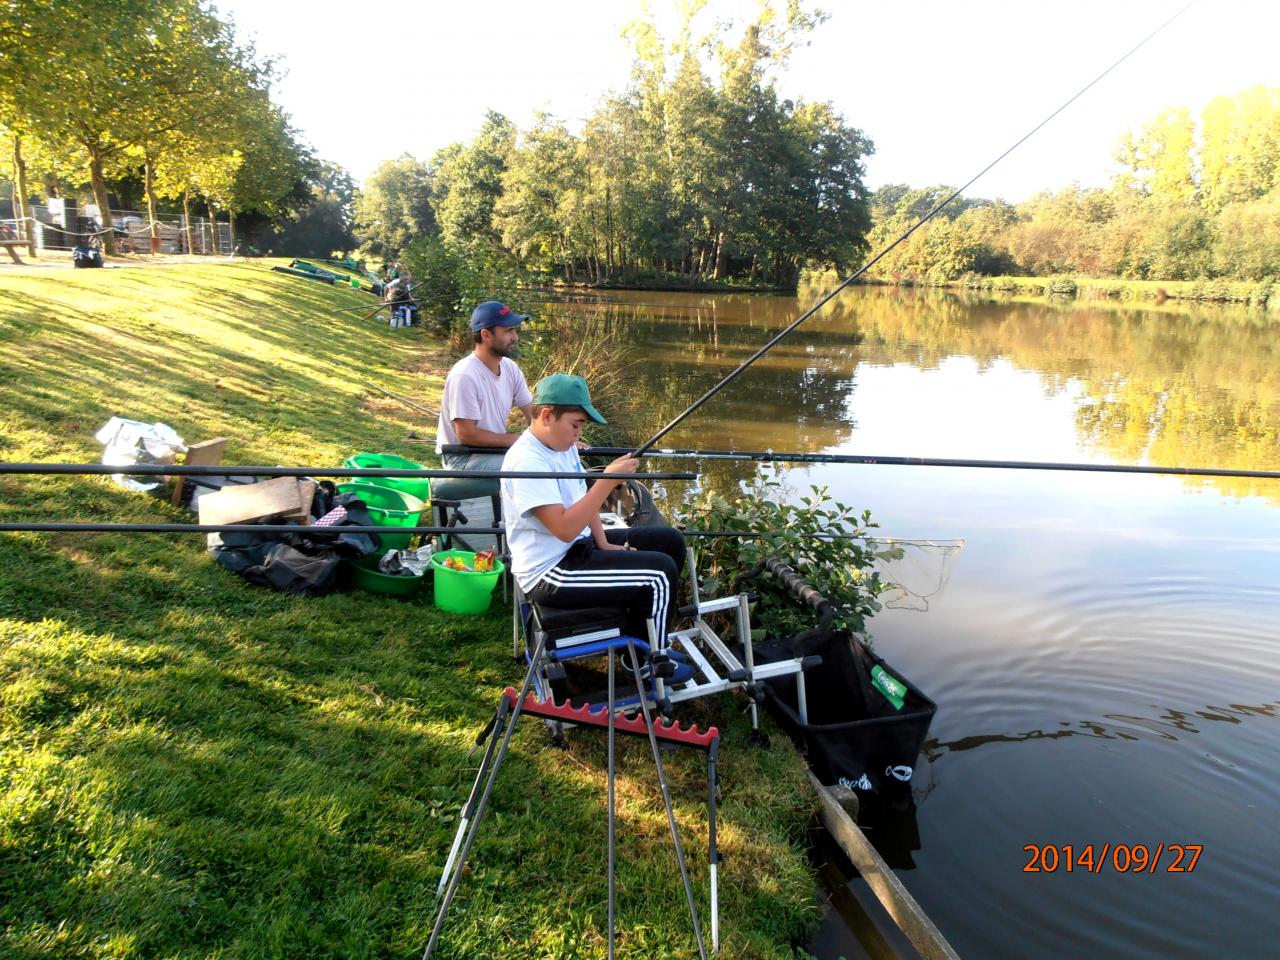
top-left (862, 274), bottom-right (1280, 309)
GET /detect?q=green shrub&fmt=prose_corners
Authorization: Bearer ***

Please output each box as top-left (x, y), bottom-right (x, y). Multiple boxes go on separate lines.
top-left (688, 474), bottom-right (887, 639)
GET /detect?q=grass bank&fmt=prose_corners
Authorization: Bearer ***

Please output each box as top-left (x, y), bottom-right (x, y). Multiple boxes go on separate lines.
top-left (0, 261), bottom-right (816, 959)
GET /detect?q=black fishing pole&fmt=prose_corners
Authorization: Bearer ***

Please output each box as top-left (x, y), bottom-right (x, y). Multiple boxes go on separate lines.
top-left (0, 462), bottom-right (695, 481)
top-left (440, 443), bottom-right (1280, 482)
top-left (629, 0), bottom-right (1199, 458)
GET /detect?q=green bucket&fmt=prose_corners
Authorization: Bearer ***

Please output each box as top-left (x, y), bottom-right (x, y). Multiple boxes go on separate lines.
top-left (336, 482), bottom-right (426, 551)
top-left (342, 453), bottom-right (431, 503)
top-left (347, 554), bottom-right (425, 597)
top-left (432, 550), bottom-right (504, 615)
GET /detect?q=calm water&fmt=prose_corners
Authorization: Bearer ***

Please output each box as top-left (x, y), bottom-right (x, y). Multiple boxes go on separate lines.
top-left (536, 286), bottom-right (1280, 959)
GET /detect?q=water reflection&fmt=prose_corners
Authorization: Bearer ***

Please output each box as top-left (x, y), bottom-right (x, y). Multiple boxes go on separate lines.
top-left (546, 286), bottom-right (1280, 959)
top-left (926, 698), bottom-right (1280, 754)
top-left (545, 284), bottom-right (1280, 504)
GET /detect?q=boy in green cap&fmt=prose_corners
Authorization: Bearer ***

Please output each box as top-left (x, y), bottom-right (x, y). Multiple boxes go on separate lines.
top-left (500, 374), bottom-right (685, 649)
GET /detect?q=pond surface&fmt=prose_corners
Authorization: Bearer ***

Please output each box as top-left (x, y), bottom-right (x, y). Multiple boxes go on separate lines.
top-left (535, 285), bottom-right (1280, 959)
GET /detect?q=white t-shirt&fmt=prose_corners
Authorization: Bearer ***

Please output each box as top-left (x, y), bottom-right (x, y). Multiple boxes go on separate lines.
top-left (435, 354), bottom-right (533, 454)
top-left (501, 430), bottom-right (591, 591)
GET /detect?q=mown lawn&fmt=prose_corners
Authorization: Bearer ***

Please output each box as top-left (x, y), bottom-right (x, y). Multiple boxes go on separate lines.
top-left (0, 261), bottom-right (817, 959)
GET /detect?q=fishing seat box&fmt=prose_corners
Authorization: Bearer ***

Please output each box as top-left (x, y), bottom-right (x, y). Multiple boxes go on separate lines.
top-left (756, 631), bottom-right (936, 802)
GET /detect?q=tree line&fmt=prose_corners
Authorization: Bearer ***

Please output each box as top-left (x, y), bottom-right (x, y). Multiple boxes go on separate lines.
top-left (358, 2), bottom-right (874, 305)
top-left (864, 86), bottom-right (1280, 285)
top-left (0, 0), bottom-right (353, 256)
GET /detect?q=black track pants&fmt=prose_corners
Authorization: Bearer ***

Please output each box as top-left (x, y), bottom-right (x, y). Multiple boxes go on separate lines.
top-left (526, 527), bottom-right (687, 648)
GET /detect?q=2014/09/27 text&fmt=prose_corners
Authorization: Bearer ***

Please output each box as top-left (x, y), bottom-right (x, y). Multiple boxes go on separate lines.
top-left (1023, 844), bottom-right (1202, 874)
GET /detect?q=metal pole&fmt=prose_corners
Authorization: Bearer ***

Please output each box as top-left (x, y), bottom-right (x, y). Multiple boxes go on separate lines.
top-left (435, 696), bottom-right (512, 898)
top-left (607, 645), bottom-right (617, 960)
top-left (707, 740), bottom-right (720, 954)
top-left (626, 634), bottom-right (708, 960)
top-left (0, 462), bottom-right (694, 481)
top-left (423, 635), bottom-right (548, 959)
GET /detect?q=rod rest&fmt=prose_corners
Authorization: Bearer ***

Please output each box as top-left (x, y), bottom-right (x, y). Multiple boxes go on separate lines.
top-left (501, 688), bottom-right (719, 749)
top-left (676, 592), bottom-right (757, 619)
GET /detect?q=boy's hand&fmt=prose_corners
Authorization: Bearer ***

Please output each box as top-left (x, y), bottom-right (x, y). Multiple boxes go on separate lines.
top-left (602, 455), bottom-right (639, 486)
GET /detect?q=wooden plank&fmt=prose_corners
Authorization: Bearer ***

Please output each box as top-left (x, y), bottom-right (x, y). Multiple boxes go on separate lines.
top-left (1, 240), bottom-right (25, 264)
top-left (291, 479), bottom-right (317, 524)
top-left (171, 438), bottom-right (227, 505)
top-left (197, 476), bottom-right (305, 527)
top-left (808, 771), bottom-right (961, 960)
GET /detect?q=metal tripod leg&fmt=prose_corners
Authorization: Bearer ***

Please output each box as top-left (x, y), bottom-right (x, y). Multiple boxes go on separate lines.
top-left (423, 633), bottom-right (548, 960)
top-left (437, 696), bottom-right (511, 898)
top-left (707, 740), bottom-right (721, 953)
top-left (607, 643), bottom-right (617, 960)
top-left (626, 632), bottom-right (708, 960)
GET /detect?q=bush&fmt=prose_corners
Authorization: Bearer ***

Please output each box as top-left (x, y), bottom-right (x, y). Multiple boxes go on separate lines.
top-left (688, 473), bottom-right (888, 639)
top-left (517, 306), bottom-right (642, 447)
top-left (400, 235), bottom-right (523, 320)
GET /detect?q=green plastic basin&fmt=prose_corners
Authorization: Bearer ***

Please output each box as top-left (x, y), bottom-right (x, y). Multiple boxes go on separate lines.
top-left (343, 452), bottom-right (431, 503)
top-left (432, 550), bottom-right (504, 615)
top-left (348, 554), bottom-right (425, 597)
top-left (336, 482), bottom-right (426, 550)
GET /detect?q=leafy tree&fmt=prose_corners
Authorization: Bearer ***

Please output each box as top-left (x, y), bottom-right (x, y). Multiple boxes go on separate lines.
top-left (1114, 107), bottom-right (1197, 206)
top-left (0, 0), bottom-right (268, 253)
top-left (493, 113), bottom-right (583, 278)
top-left (432, 110), bottom-right (515, 249)
top-left (353, 154), bottom-right (436, 260)
top-left (270, 162), bottom-right (357, 257)
top-left (1200, 86), bottom-right (1280, 213)
top-left (1211, 189), bottom-right (1280, 280)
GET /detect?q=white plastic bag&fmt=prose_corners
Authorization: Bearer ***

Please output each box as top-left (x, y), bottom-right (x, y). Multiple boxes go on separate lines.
top-left (94, 416), bottom-right (187, 492)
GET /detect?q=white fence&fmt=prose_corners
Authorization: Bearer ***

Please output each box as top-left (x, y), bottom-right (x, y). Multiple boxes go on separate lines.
top-left (1, 202), bottom-right (232, 255)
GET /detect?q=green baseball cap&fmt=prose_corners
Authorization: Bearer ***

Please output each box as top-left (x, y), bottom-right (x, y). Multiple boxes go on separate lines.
top-left (534, 373), bottom-right (607, 424)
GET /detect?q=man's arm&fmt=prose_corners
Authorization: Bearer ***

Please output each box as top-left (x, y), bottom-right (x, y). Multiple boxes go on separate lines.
top-left (530, 456), bottom-right (638, 543)
top-left (516, 402), bottom-right (534, 424)
top-left (452, 419), bottom-right (520, 448)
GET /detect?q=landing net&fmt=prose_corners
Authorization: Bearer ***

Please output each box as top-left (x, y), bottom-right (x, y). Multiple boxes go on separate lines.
top-left (867, 538), bottom-right (965, 611)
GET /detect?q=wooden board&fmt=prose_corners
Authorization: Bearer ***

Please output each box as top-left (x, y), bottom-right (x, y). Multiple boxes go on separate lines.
top-left (197, 476), bottom-right (307, 527)
top-left (291, 479), bottom-right (318, 524)
top-left (171, 437), bottom-right (227, 505)
top-left (809, 772), bottom-right (960, 960)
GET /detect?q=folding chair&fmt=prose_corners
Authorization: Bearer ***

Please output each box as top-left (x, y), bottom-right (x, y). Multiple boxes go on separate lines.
top-left (514, 544), bottom-right (821, 740)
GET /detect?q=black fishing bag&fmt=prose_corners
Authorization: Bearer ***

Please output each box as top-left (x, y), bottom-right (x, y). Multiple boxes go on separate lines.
top-left (208, 483), bottom-right (382, 595)
top-left (756, 630), bottom-right (936, 800)
top-left (738, 558), bottom-right (936, 801)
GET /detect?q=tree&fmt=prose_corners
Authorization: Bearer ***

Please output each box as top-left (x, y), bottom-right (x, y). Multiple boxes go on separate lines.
top-left (494, 114), bottom-right (584, 279)
top-left (353, 154), bottom-right (436, 260)
top-left (0, 0), bottom-right (270, 254)
top-left (431, 111), bottom-right (515, 249)
top-left (1114, 107), bottom-right (1197, 206)
top-left (1200, 86), bottom-right (1280, 213)
top-left (271, 161), bottom-right (357, 257)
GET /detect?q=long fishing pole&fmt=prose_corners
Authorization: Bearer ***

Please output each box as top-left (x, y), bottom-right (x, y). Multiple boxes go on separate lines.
top-left (440, 442), bottom-right (1279, 482)
top-left (630, 0), bottom-right (1199, 458)
top-left (578, 447), bottom-right (1280, 482)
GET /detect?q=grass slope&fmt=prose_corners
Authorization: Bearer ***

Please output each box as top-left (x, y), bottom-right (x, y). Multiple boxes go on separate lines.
top-left (0, 261), bottom-right (816, 959)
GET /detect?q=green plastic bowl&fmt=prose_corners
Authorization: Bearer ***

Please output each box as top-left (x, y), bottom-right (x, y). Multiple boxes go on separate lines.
top-left (336, 482), bottom-right (426, 550)
top-left (342, 453), bottom-right (431, 503)
top-left (348, 554), bottom-right (425, 597)
top-left (432, 550), bottom-right (504, 615)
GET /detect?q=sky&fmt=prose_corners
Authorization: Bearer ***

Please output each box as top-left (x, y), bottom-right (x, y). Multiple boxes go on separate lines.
top-left (212, 0), bottom-right (1280, 202)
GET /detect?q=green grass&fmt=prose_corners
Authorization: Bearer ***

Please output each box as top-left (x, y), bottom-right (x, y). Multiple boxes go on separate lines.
top-left (0, 261), bottom-right (818, 959)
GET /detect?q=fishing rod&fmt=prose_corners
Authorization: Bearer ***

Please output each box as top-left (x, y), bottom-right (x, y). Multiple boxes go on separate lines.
top-left (440, 443), bottom-right (1280, 482)
top-left (629, 0), bottom-right (1199, 458)
top-left (0, 463), bottom-right (695, 481)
